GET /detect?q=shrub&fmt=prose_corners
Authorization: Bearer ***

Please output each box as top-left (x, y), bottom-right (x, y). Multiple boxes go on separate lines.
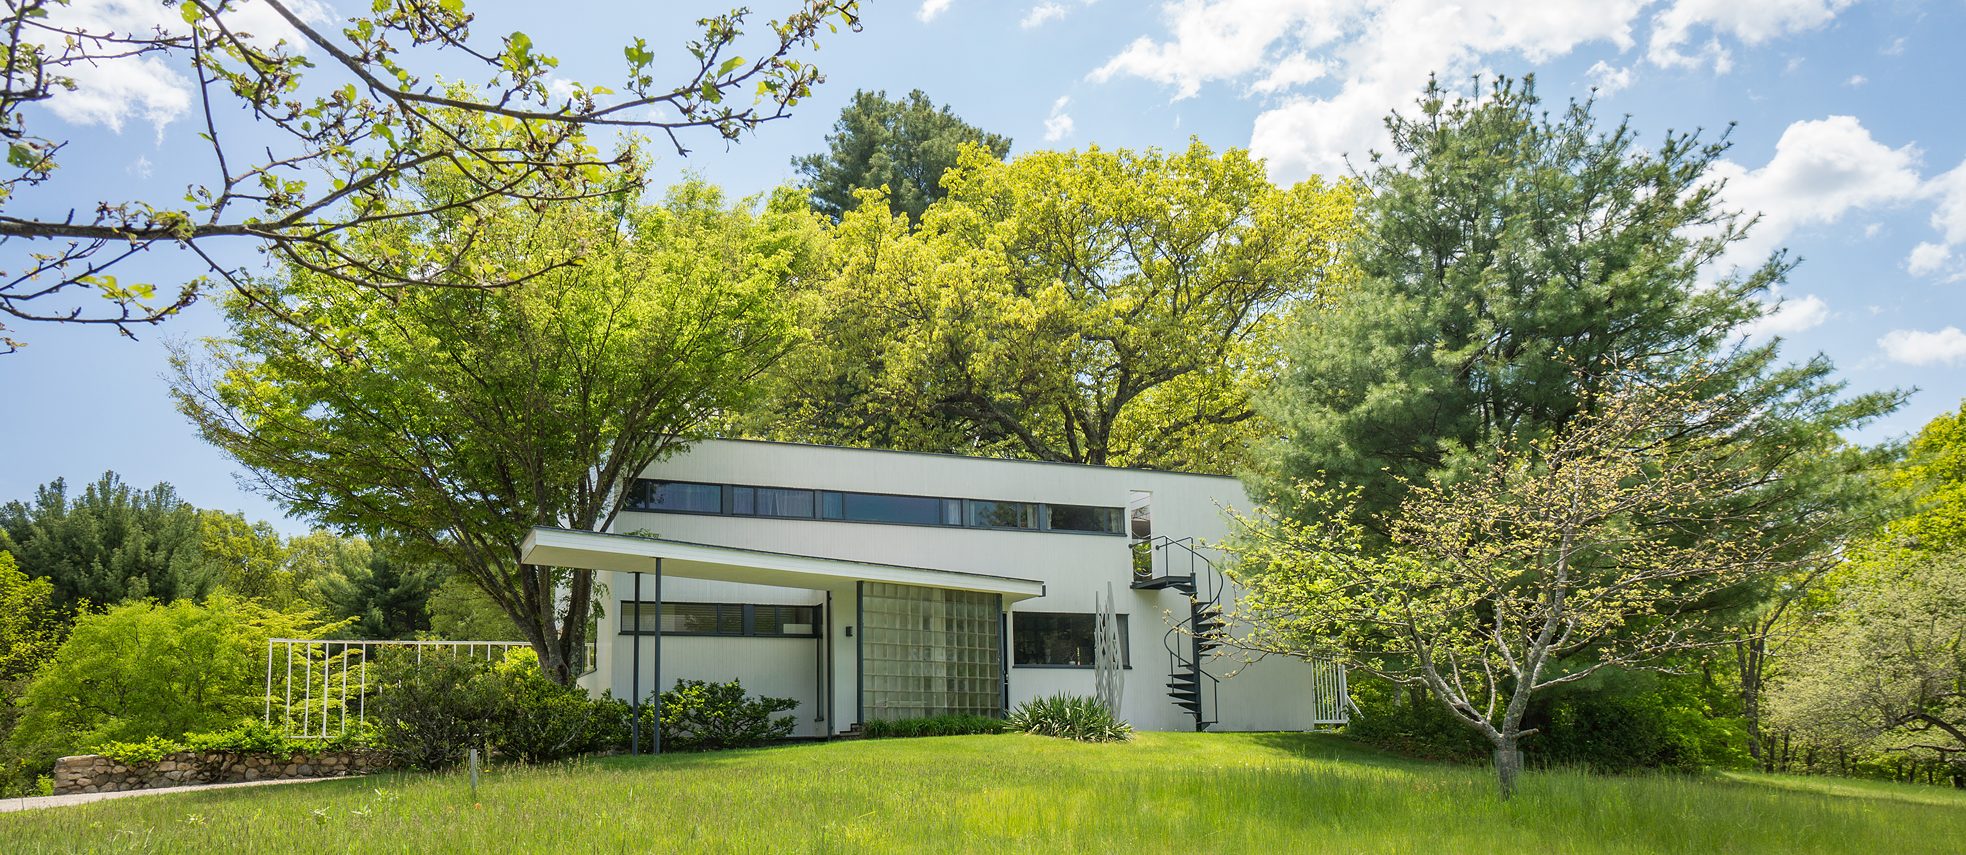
top-left (1007, 694), bottom-right (1132, 742)
top-left (863, 715), bottom-right (1007, 739)
top-left (367, 651), bottom-right (497, 771)
top-left (368, 649), bottom-right (625, 769)
top-left (5, 596), bottom-right (330, 767)
top-left (479, 653), bottom-right (624, 764)
top-left (636, 679), bottom-right (798, 752)
top-left (92, 720), bottom-right (378, 766)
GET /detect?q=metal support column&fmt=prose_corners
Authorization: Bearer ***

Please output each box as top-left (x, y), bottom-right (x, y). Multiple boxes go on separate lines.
top-left (651, 557), bottom-right (663, 755)
top-left (630, 571), bottom-right (642, 755)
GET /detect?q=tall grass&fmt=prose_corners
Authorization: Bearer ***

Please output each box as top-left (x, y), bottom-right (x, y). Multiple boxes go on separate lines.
top-left (2, 733), bottom-right (1960, 853)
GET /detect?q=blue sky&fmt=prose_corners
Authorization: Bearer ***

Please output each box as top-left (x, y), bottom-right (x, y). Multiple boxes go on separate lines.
top-left (4, 0), bottom-right (1964, 532)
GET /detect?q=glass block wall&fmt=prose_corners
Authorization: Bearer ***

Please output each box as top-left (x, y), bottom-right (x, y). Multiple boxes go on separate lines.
top-left (860, 582), bottom-right (1003, 720)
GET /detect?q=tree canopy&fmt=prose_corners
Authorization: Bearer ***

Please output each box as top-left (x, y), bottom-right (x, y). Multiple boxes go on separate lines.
top-left (794, 88), bottom-right (1011, 223)
top-left (0, 0), bottom-right (859, 350)
top-left (753, 140), bottom-right (1358, 471)
top-left (173, 158), bottom-right (825, 683)
top-left (1252, 77), bottom-right (1896, 525)
top-left (1231, 77), bottom-right (1898, 795)
top-left (0, 472), bottom-right (214, 608)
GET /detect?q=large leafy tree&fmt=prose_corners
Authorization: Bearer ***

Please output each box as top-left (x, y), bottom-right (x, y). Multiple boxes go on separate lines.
top-left (1238, 78), bottom-right (1896, 790)
top-left (0, 0), bottom-right (859, 350)
top-left (0, 472), bottom-right (215, 608)
top-left (1767, 550), bottom-right (1966, 787)
top-left (794, 88), bottom-right (1011, 223)
top-left (755, 141), bottom-right (1357, 471)
top-left (172, 156), bottom-right (824, 683)
top-left (1253, 77), bottom-right (1894, 522)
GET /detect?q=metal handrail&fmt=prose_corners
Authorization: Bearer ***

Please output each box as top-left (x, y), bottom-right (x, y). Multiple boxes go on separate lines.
top-left (1145, 536), bottom-right (1225, 727)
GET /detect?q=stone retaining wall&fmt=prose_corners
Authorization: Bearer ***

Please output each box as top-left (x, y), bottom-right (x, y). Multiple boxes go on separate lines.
top-left (52, 749), bottom-right (388, 795)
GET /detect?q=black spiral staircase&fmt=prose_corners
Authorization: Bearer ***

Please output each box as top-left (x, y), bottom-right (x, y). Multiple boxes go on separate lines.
top-left (1131, 535), bottom-right (1227, 731)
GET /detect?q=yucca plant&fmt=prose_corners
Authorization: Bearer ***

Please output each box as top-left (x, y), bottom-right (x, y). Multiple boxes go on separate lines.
top-left (1006, 694), bottom-right (1133, 742)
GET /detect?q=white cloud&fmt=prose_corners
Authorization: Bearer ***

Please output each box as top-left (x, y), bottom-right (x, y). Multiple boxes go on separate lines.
top-left (1648, 0), bottom-right (1858, 72)
top-left (1846, 74), bottom-right (1867, 87)
top-left (1739, 292), bottom-right (1829, 339)
top-left (1707, 116), bottom-right (1924, 267)
top-left (1090, 1), bottom-right (1650, 181)
top-left (34, 0), bottom-right (324, 133)
top-left (1022, 2), bottom-right (1068, 28)
top-left (1044, 96), bottom-right (1074, 142)
top-left (1863, 223), bottom-right (1882, 238)
top-left (1883, 36), bottom-right (1906, 55)
top-left (1907, 242), bottom-right (1952, 277)
top-left (918, 0), bottom-right (953, 23)
top-left (1926, 161), bottom-right (1966, 247)
top-left (1879, 327), bottom-right (1966, 366)
top-left (1252, 54), bottom-right (1328, 95)
top-left (1587, 61), bottom-right (1633, 95)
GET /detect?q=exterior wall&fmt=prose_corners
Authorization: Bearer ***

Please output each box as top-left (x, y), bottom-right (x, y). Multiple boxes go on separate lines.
top-left (593, 439), bottom-right (1330, 733)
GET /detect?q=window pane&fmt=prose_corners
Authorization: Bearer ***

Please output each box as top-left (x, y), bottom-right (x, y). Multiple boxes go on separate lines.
top-left (1013, 612), bottom-right (1128, 666)
top-left (820, 491), bottom-right (844, 519)
top-left (731, 486), bottom-right (755, 515)
top-left (839, 492), bottom-right (949, 526)
top-left (663, 602), bottom-right (724, 634)
top-left (636, 481), bottom-right (722, 513)
top-left (968, 500), bottom-right (1037, 529)
top-left (754, 488), bottom-right (816, 518)
top-left (757, 605), bottom-right (818, 636)
top-left (1046, 504), bottom-right (1123, 534)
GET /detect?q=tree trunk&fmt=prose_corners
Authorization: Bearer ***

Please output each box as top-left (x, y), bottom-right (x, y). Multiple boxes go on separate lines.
top-left (1493, 737), bottom-right (1524, 800)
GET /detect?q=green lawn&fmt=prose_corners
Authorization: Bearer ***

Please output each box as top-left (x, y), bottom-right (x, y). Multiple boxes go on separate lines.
top-left (4, 733), bottom-right (1962, 853)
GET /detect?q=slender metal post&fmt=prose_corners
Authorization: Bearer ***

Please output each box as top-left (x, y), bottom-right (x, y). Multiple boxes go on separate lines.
top-left (284, 643), bottom-right (294, 736)
top-left (652, 557), bottom-right (663, 756)
top-left (340, 642), bottom-right (349, 734)
top-left (264, 640), bottom-right (274, 726)
top-left (630, 571), bottom-right (642, 756)
top-left (321, 642), bottom-right (331, 738)
top-left (359, 646), bottom-right (369, 726)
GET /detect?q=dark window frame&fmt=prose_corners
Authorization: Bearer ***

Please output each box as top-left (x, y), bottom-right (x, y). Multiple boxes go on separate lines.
top-left (1010, 611), bottom-right (1131, 669)
top-left (618, 601), bottom-right (821, 638)
top-left (625, 479), bottom-right (1127, 538)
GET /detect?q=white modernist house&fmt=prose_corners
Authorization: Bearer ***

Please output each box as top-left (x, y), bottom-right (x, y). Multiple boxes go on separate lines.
top-left (519, 439), bottom-right (1348, 737)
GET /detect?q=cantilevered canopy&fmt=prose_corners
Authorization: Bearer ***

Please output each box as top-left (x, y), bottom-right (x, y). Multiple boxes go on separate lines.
top-left (519, 527), bottom-right (1046, 602)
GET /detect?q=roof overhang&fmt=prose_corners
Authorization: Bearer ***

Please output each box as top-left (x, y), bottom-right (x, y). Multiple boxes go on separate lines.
top-left (519, 527), bottom-right (1046, 603)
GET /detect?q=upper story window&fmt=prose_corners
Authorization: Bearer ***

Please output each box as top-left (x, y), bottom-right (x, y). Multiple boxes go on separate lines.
top-left (733, 486), bottom-right (816, 518)
top-left (821, 491), bottom-right (962, 526)
top-left (1045, 504), bottom-right (1124, 535)
top-left (627, 479), bottom-right (1124, 536)
top-left (968, 499), bottom-right (1037, 530)
top-left (631, 480), bottom-right (723, 514)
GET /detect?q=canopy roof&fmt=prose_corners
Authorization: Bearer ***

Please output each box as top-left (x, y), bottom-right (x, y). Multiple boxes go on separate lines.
top-left (518, 527), bottom-right (1047, 602)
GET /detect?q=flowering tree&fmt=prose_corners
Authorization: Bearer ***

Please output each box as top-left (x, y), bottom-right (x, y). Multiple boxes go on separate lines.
top-left (1228, 371), bottom-right (1827, 797)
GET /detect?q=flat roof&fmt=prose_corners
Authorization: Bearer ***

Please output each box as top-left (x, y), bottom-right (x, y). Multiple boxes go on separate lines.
top-left (690, 436), bottom-right (1243, 482)
top-left (519, 527), bottom-right (1047, 602)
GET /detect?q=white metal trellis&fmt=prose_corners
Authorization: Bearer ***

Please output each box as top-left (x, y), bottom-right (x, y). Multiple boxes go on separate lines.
top-left (1306, 658), bottom-right (1351, 726)
top-left (1093, 582), bottom-right (1125, 719)
top-left (263, 639), bottom-right (530, 738)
